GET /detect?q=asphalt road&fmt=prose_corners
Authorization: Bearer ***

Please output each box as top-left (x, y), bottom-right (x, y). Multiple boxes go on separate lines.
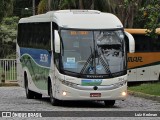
top-left (0, 87), bottom-right (159, 120)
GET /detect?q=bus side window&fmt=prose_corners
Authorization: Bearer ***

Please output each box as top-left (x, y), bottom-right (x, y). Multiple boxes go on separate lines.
top-left (134, 35), bottom-right (151, 52)
top-left (17, 24), bottom-right (22, 46)
top-left (151, 36), bottom-right (160, 52)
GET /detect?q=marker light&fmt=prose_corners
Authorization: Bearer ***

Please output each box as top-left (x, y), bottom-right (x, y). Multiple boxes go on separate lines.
top-left (122, 91), bottom-right (127, 96)
top-left (62, 91), bottom-right (67, 96)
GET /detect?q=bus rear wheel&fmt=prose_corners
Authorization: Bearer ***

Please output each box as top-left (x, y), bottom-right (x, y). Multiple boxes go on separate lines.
top-left (34, 92), bottom-right (42, 99)
top-left (24, 73), bottom-right (42, 99)
top-left (104, 100), bottom-right (115, 107)
top-left (49, 84), bottom-right (59, 106)
top-left (24, 74), bottom-right (34, 99)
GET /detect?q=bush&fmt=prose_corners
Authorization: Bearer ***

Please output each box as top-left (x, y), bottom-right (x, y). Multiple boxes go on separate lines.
top-left (0, 16), bottom-right (19, 59)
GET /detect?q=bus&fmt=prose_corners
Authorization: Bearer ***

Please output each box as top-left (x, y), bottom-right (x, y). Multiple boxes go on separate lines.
top-left (125, 28), bottom-right (160, 82)
top-left (17, 10), bottom-right (135, 107)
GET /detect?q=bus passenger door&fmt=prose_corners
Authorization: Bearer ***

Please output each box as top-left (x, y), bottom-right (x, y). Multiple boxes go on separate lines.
top-left (127, 69), bottom-right (137, 82)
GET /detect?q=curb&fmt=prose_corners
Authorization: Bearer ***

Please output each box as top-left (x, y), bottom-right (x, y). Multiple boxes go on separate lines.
top-left (128, 90), bottom-right (160, 102)
top-left (0, 82), bottom-right (19, 87)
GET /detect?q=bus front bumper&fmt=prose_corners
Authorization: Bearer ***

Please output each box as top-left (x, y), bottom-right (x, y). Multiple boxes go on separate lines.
top-left (55, 83), bottom-right (127, 101)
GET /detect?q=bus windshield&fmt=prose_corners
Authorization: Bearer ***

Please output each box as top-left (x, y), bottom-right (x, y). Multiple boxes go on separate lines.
top-left (60, 29), bottom-right (126, 77)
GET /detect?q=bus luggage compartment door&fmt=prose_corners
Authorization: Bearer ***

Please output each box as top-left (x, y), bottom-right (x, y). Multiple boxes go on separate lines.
top-left (137, 67), bottom-right (150, 81)
top-left (127, 69), bottom-right (137, 82)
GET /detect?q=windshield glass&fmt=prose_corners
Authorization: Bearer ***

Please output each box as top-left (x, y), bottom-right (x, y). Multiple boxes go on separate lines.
top-left (60, 29), bottom-right (126, 77)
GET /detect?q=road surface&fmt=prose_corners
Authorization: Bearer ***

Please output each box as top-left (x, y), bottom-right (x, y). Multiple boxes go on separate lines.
top-left (0, 87), bottom-right (159, 120)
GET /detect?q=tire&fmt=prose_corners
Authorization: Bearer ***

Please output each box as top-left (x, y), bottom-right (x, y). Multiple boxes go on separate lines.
top-left (34, 92), bottom-right (42, 99)
top-left (24, 74), bottom-right (34, 99)
top-left (49, 84), bottom-right (59, 106)
top-left (104, 100), bottom-right (115, 107)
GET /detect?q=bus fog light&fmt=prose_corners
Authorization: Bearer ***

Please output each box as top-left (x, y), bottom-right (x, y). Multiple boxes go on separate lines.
top-left (122, 91), bottom-right (127, 96)
top-left (62, 91), bottom-right (67, 96)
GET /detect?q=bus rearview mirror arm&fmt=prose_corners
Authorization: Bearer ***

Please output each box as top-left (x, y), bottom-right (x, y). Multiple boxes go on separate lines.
top-left (125, 31), bottom-right (135, 53)
top-left (54, 30), bottom-right (60, 53)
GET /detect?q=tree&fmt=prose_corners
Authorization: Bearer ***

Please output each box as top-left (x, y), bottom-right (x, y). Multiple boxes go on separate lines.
top-left (37, 0), bottom-right (157, 29)
top-left (59, 0), bottom-right (77, 9)
top-left (140, 0), bottom-right (160, 37)
top-left (38, 0), bottom-right (48, 14)
top-left (13, 0), bottom-right (41, 17)
top-left (0, 0), bottom-right (14, 23)
top-left (101, 0), bottom-right (143, 28)
top-left (51, 0), bottom-right (60, 10)
top-left (0, 16), bottom-right (19, 58)
top-left (38, 0), bottom-right (95, 13)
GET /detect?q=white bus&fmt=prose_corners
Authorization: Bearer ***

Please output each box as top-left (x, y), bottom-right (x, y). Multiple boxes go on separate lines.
top-left (17, 10), bottom-right (134, 107)
top-left (125, 29), bottom-right (160, 82)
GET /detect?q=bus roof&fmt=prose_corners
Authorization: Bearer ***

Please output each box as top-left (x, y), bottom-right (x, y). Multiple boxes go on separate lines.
top-left (125, 28), bottom-right (160, 34)
top-left (19, 10), bottom-right (123, 29)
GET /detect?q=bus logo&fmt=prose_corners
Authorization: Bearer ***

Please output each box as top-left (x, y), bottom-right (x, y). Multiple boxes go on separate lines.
top-left (40, 54), bottom-right (48, 62)
top-left (2, 112), bottom-right (11, 117)
top-left (127, 57), bottom-right (143, 62)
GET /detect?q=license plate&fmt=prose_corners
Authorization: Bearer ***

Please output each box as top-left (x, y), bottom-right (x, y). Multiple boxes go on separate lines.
top-left (90, 93), bottom-right (101, 97)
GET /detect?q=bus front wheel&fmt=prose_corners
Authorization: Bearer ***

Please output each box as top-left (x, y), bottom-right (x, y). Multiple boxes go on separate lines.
top-left (104, 100), bottom-right (115, 107)
top-left (49, 84), bottom-right (59, 106)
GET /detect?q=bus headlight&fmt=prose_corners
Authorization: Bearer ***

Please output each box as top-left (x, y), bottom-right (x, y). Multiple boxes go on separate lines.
top-left (122, 91), bottom-right (127, 96)
top-left (62, 91), bottom-right (67, 96)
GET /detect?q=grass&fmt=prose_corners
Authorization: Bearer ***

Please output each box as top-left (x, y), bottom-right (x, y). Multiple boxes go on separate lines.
top-left (128, 82), bottom-right (160, 96)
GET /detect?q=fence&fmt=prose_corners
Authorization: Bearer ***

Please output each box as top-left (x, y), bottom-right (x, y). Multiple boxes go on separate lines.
top-left (0, 59), bottom-right (17, 82)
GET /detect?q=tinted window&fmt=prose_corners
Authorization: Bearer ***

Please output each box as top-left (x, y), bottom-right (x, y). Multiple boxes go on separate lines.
top-left (134, 35), bottom-right (151, 52)
top-left (17, 22), bottom-right (51, 50)
top-left (151, 36), bottom-right (160, 52)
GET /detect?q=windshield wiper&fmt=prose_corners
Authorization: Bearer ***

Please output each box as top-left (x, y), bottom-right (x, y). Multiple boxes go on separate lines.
top-left (80, 46), bottom-right (93, 74)
top-left (97, 46), bottom-right (113, 77)
top-left (63, 70), bottom-right (81, 78)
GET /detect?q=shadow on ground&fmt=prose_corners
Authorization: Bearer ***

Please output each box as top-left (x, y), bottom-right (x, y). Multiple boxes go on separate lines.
top-left (40, 97), bottom-right (121, 108)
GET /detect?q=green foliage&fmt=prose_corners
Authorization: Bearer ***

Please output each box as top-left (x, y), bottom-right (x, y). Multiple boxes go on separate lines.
top-left (139, 0), bottom-right (160, 38)
top-left (51, 0), bottom-right (60, 10)
top-left (129, 82), bottom-right (160, 96)
top-left (102, 0), bottom-right (143, 28)
top-left (38, 0), bottom-right (48, 14)
top-left (38, 0), bottom-right (95, 12)
top-left (59, 0), bottom-right (77, 9)
top-left (46, 0), bottom-right (142, 28)
top-left (13, 0), bottom-right (33, 17)
top-left (0, 0), bottom-right (14, 23)
top-left (0, 16), bottom-right (19, 59)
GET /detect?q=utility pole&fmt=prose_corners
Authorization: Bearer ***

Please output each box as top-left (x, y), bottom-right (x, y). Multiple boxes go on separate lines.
top-left (32, 0), bottom-right (35, 15)
top-left (48, 0), bottom-right (51, 11)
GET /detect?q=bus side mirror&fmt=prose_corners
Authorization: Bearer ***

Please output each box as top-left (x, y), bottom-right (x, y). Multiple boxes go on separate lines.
top-left (54, 30), bottom-right (60, 53)
top-left (125, 31), bottom-right (135, 53)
